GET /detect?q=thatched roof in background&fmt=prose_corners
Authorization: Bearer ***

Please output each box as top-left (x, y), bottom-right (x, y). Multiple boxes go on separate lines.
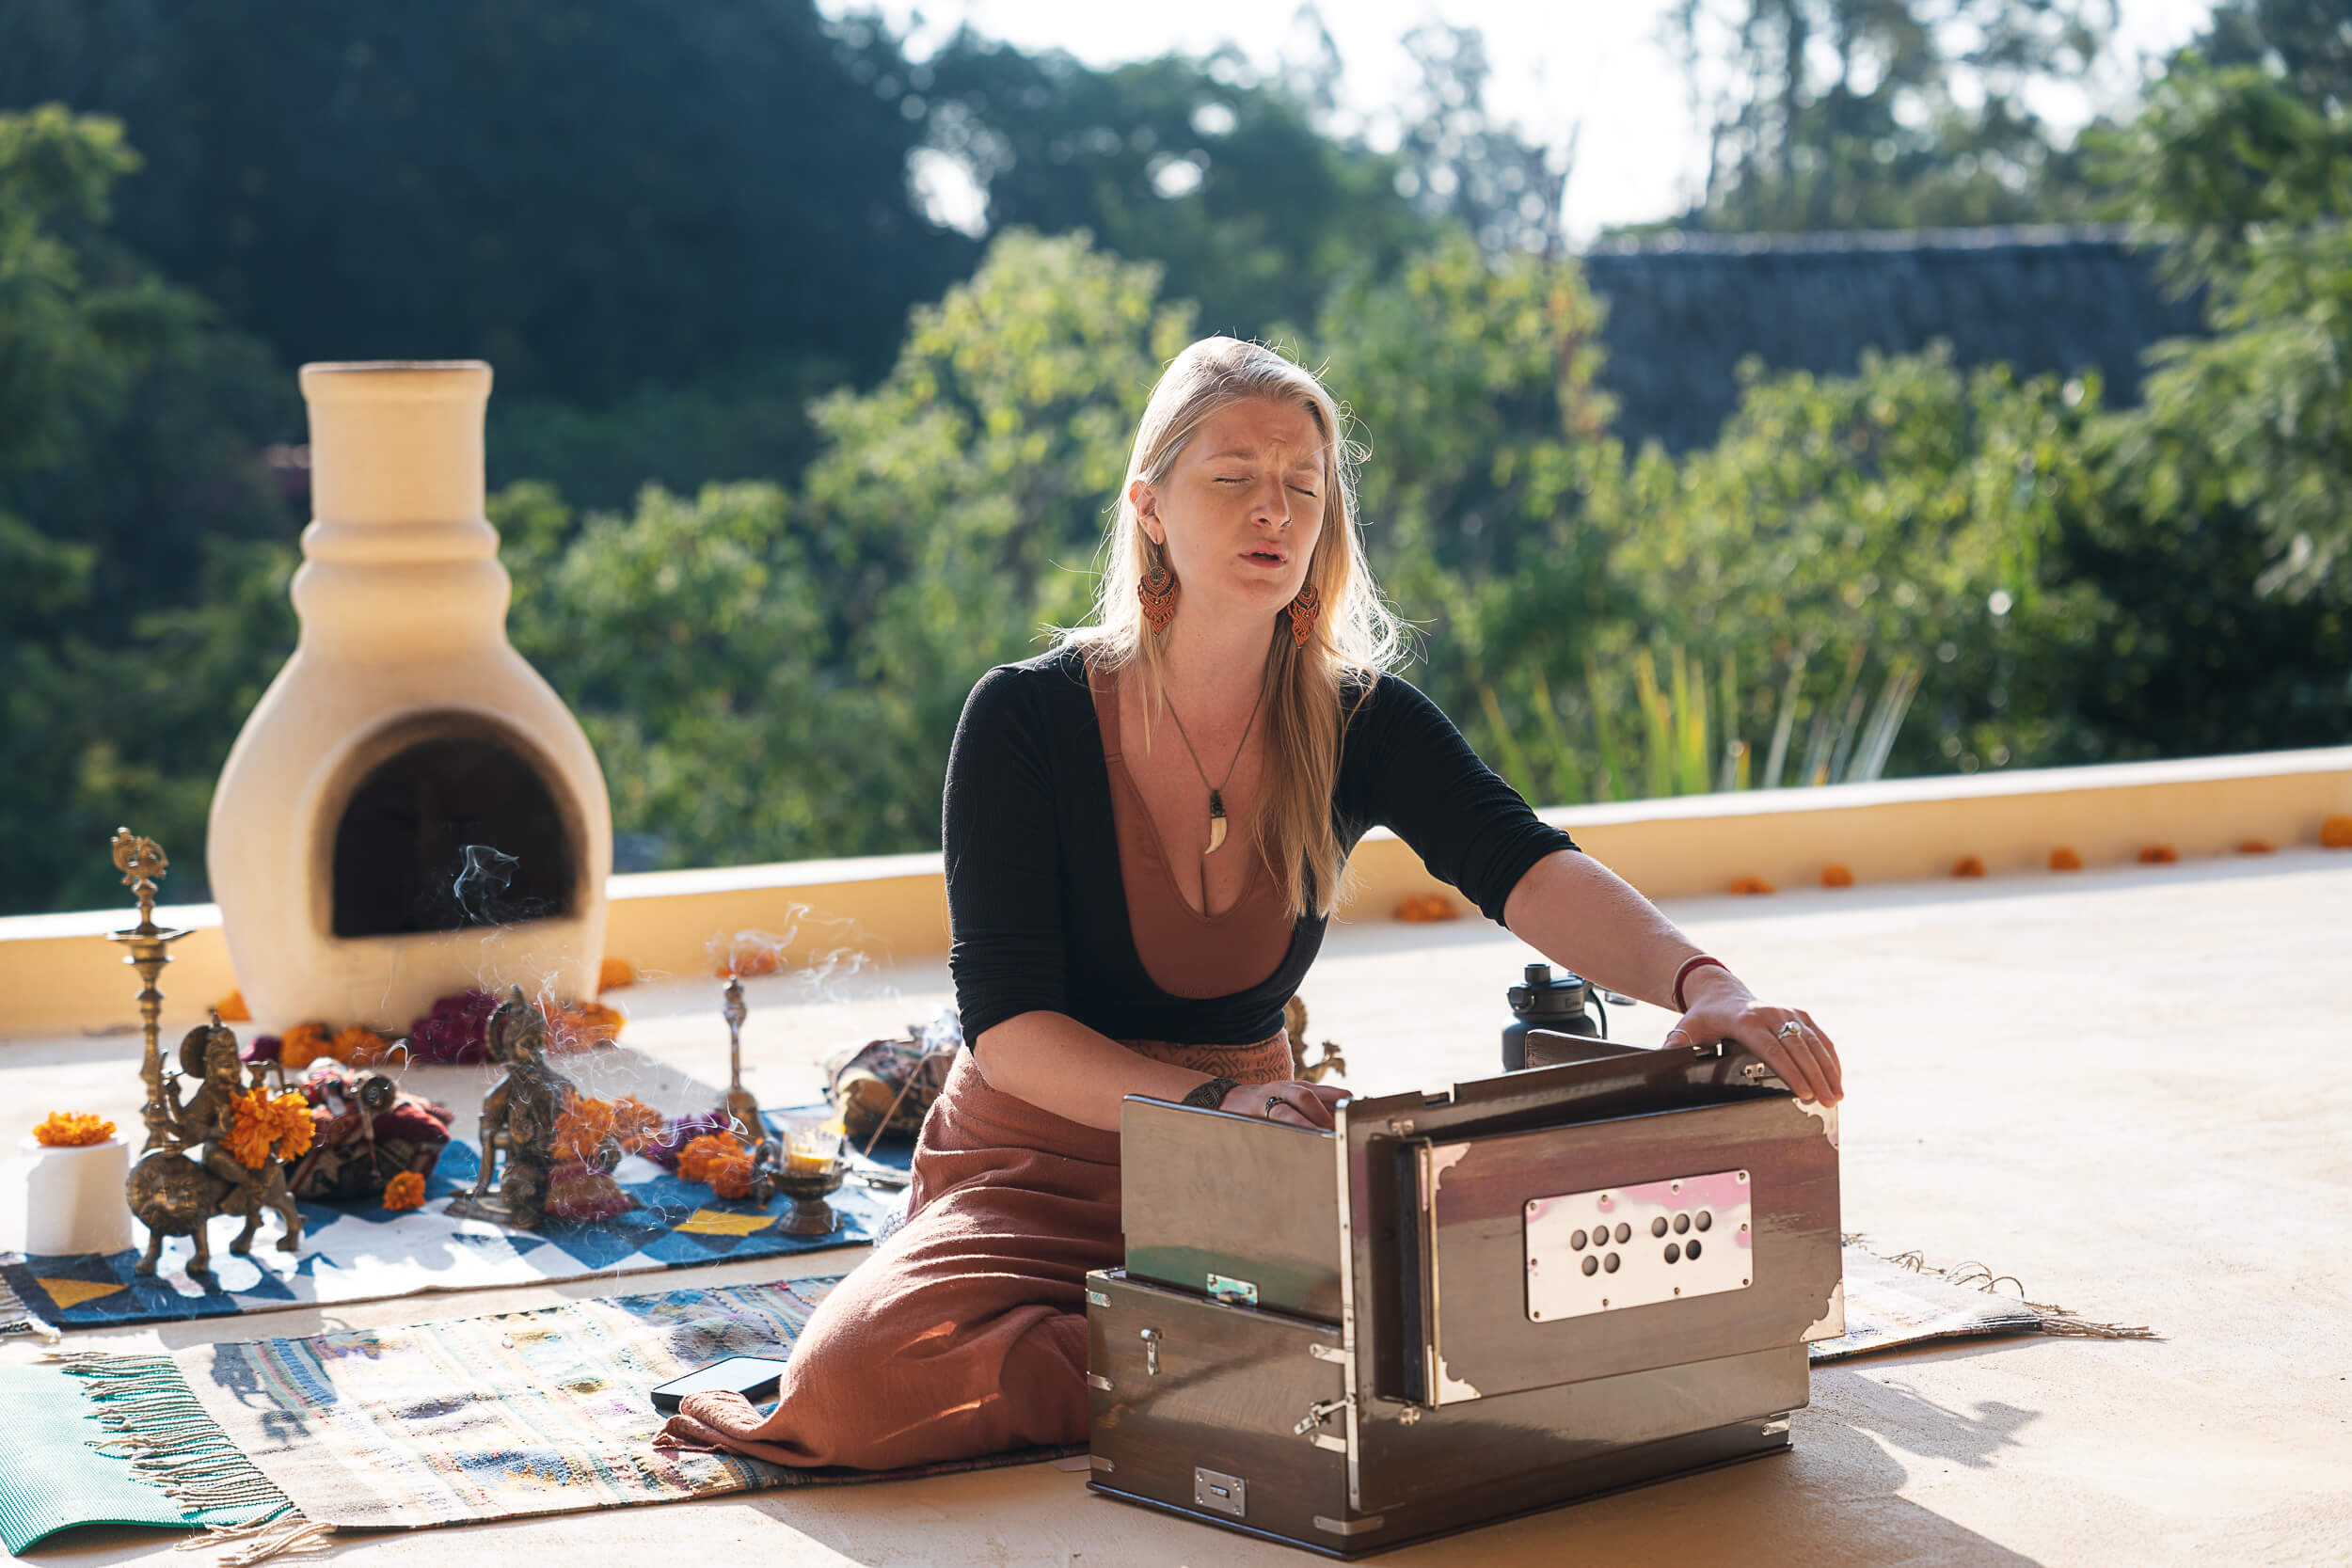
top-left (1580, 225), bottom-right (2211, 454)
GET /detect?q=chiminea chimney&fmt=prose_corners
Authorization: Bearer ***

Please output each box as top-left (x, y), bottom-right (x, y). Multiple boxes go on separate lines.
top-left (207, 361), bottom-right (612, 1029)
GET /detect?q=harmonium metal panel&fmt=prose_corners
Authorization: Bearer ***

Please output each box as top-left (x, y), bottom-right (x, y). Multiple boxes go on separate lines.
top-left (1086, 1267), bottom-right (1808, 1557)
top-left (1097, 1041), bottom-right (1844, 1556)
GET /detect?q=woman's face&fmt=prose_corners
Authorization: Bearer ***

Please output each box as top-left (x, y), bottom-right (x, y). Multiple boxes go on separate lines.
top-left (1133, 396), bottom-right (1327, 628)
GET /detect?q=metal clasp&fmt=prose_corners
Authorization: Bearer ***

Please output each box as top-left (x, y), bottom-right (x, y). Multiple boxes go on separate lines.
top-left (1140, 1327), bottom-right (1161, 1376)
top-left (1294, 1395), bottom-right (1350, 1435)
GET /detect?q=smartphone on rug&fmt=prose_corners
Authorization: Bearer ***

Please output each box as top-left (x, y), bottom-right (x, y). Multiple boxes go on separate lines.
top-left (650, 1354), bottom-right (793, 1414)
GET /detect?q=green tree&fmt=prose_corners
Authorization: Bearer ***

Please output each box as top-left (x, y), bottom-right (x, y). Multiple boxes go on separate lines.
top-left (507, 230), bottom-right (1198, 869)
top-left (0, 105), bottom-right (299, 915)
top-left (912, 36), bottom-right (1430, 341)
top-left (1597, 342), bottom-right (2114, 784)
top-left (1660, 0), bottom-right (2117, 232)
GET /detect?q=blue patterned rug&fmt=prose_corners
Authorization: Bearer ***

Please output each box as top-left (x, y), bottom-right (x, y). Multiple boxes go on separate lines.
top-left (1, 1105), bottom-right (906, 1333)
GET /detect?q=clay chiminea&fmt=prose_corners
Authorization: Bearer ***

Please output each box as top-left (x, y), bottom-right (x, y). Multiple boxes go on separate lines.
top-left (207, 362), bottom-right (611, 1030)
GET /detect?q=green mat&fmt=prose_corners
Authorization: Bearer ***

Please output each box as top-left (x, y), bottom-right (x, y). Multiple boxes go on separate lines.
top-left (0, 1364), bottom-right (287, 1554)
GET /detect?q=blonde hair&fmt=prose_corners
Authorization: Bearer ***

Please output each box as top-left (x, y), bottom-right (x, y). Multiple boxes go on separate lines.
top-left (1057, 336), bottom-right (1407, 920)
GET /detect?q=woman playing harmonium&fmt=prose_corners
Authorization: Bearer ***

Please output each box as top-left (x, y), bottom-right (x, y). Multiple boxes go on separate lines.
top-left (656, 336), bottom-right (1845, 1470)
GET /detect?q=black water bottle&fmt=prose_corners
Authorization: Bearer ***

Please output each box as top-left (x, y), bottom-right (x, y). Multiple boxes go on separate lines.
top-left (1502, 962), bottom-right (1609, 1070)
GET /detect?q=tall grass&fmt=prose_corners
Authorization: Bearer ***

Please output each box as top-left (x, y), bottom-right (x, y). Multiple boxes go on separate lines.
top-left (1479, 642), bottom-right (1922, 806)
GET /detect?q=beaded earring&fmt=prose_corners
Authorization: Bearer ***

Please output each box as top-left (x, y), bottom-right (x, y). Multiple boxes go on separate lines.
top-left (1285, 580), bottom-right (1322, 649)
top-left (1137, 551), bottom-right (1179, 633)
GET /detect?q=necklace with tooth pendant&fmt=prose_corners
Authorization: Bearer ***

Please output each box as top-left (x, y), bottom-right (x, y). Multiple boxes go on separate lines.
top-left (1159, 674), bottom-right (1269, 855)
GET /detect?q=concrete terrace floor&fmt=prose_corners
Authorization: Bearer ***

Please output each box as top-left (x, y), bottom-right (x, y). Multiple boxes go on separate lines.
top-left (4, 849), bottom-right (2349, 1565)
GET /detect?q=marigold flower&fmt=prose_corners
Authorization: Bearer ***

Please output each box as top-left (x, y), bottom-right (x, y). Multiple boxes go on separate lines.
top-left (597, 956), bottom-right (638, 993)
top-left (678, 1132), bottom-right (746, 1186)
top-left (382, 1170), bottom-right (427, 1212)
top-left (715, 938), bottom-right (787, 979)
top-left (707, 1152), bottom-right (756, 1200)
top-left (547, 1000), bottom-right (625, 1054)
top-left (34, 1111), bottom-right (115, 1148)
top-left (1952, 855), bottom-right (1985, 878)
top-left (2048, 847), bottom-right (2083, 872)
top-left (1393, 893), bottom-right (1458, 922)
top-left (1728, 876), bottom-right (1775, 895)
top-left (2236, 839), bottom-right (2275, 855)
top-left (1820, 863), bottom-right (1854, 888)
top-left (225, 1088), bottom-right (317, 1167)
top-left (2137, 845), bottom-right (2178, 864)
top-left (214, 990), bottom-right (252, 1022)
top-left (610, 1096), bottom-right (664, 1149)
top-left (279, 1022), bottom-right (334, 1071)
top-left (332, 1025), bottom-right (392, 1066)
top-left (2319, 816), bottom-right (2352, 849)
top-left (552, 1098), bottom-right (617, 1164)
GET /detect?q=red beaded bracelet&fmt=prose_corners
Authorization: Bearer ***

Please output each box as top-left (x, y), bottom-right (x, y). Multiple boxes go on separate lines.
top-left (1672, 955), bottom-right (1730, 1012)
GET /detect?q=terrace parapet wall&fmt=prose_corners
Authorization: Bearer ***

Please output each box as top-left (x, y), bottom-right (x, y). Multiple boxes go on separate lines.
top-left (4, 746), bottom-right (2344, 1040)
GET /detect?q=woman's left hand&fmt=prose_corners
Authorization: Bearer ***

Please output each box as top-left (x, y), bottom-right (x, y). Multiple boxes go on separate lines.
top-left (1667, 979), bottom-right (1843, 1105)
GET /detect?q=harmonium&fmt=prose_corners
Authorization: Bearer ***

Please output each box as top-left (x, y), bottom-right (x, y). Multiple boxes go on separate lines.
top-left (1085, 1032), bottom-right (1843, 1555)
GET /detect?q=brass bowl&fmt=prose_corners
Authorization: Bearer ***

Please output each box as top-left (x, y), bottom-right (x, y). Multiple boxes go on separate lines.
top-left (769, 1162), bottom-right (843, 1236)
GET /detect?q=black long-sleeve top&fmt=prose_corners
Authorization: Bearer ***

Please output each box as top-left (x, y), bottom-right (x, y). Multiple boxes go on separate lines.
top-left (943, 643), bottom-right (1581, 1047)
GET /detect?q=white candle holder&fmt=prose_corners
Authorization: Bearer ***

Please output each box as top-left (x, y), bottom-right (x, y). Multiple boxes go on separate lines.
top-left (19, 1134), bottom-right (135, 1258)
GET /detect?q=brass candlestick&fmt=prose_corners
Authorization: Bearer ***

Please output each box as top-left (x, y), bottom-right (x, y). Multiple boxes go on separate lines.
top-left (108, 829), bottom-right (194, 1155)
top-left (720, 976), bottom-right (764, 1149)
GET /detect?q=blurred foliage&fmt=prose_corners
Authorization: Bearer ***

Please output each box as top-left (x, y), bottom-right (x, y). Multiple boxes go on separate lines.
top-left (1658, 0), bottom-right (2118, 232)
top-left (503, 232), bottom-right (1195, 871)
top-left (3, 15), bottom-right (2349, 914)
top-left (0, 105), bottom-right (298, 913)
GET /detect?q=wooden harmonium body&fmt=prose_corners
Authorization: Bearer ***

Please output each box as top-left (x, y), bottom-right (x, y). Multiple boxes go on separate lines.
top-left (1085, 1035), bottom-right (1844, 1556)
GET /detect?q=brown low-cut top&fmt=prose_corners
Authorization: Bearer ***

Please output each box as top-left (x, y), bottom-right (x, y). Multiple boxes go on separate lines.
top-left (1087, 660), bottom-right (1292, 999)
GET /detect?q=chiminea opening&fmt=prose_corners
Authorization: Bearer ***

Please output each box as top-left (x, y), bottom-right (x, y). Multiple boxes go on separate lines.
top-left (329, 713), bottom-right (580, 939)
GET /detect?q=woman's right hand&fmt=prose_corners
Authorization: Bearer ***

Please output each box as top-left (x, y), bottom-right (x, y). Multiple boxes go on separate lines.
top-left (1221, 1079), bottom-right (1351, 1130)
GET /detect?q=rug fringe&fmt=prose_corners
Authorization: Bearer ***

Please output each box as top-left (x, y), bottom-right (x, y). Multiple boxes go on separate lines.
top-left (191, 1515), bottom-right (338, 1564)
top-left (0, 1267), bottom-right (64, 1342)
top-left (1848, 1234), bottom-right (2158, 1341)
top-left (58, 1354), bottom-right (312, 1525)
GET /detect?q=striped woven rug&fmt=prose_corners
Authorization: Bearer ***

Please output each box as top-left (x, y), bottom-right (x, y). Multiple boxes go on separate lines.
top-left (18, 1243), bottom-right (2146, 1560)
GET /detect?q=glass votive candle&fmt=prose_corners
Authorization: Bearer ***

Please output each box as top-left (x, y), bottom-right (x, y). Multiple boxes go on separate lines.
top-left (782, 1118), bottom-right (843, 1176)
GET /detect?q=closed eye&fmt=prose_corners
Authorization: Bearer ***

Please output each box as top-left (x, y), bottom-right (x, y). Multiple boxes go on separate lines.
top-left (1215, 477), bottom-right (1319, 498)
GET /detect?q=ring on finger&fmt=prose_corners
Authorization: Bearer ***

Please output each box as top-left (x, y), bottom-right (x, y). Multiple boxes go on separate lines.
top-left (1775, 1020), bottom-right (1803, 1039)
top-left (1263, 1095), bottom-right (1284, 1119)
top-left (1663, 1027), bottom-right (1692, 1047)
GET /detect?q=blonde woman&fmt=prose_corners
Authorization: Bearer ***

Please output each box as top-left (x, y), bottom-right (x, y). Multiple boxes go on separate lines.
top-left (656, 336), bottom-right (1843, 1471)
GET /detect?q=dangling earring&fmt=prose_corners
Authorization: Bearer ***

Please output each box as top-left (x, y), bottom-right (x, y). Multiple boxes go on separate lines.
top-left (1285, 580), bottom-right (1321, 649)
top-left (1137, 547), bottom-right (1179, 633)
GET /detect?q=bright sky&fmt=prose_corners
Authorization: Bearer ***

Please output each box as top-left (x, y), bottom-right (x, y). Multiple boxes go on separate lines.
top-left (822, 0), bottom-right (2219, 244)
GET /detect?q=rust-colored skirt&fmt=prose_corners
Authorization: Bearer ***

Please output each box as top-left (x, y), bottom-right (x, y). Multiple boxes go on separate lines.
top-left (653, 1030), bottom-right (1292, 1470)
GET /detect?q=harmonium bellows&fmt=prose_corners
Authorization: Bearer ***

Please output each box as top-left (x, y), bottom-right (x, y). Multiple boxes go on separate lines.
top-left (1086, 1033), bottom-right (1844, 1556)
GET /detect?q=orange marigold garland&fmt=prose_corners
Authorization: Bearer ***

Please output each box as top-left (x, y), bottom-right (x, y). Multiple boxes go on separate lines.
top-left (597, 956), bottom-right (638, 992)
top-left (706, 1152), bottom-right (756, 1200)
top-left (332, 1025), bottom-right (394, 1066)
top-left (224, 1088), bottom-right (316, 1168)
top-left (2137, 844), bottom-right (2178, 864)
top-left (2049, 847), bottom-right (2083, 871)
top-left (214, 990), bottom-right (252, 1022)
top-left (2321, 815), bottom-right (2352, 849)
top-left (278, 1022), bottom-right (334, 1071)
top-left (677, 1132), bottom-right (745, 1185)
top-left (1728, 876), bottom-right (1775, 895)
top-left (1820, 863), bottom-right (1855, 888)
top-left (2237, 838), bottom-right (2275, 855)
top-left (547, 999), bottom-right (626, 1054)
top-left (1952, 855), bottom-right (1986, 879)
top-left (677, 1130), bottom-right (758, 1197)
top-left (551, 1094), bottom-right (663, 1165)
top-left (1393, 893), bottom-right (1459, 922)
top-left (381, 1170), bottom-right (427, 1211)
top-left (34, 1111), bottom-right (116, 1147)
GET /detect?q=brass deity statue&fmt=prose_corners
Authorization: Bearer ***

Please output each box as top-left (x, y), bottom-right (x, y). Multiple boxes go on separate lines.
top-left (445, 986), bottom-right (577, 1228)
top-left (125, 1011), bottom-right (305, 1275)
